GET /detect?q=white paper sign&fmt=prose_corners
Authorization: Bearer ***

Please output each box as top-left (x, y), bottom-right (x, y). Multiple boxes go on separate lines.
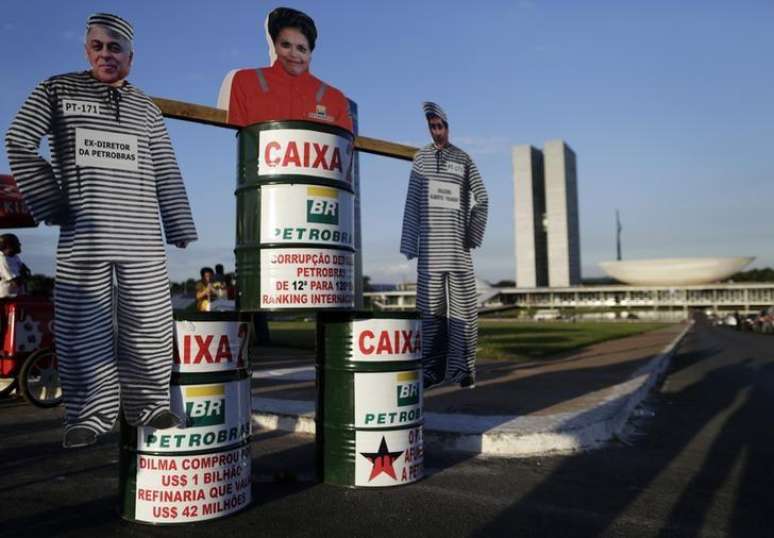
top-left (445, 162), bottom-right (465, 176)
top-left (257, 128), bottom-right (353, 183)
top-left (259, 248), bottom-right (354, 309)
top-left (75, 128), bottom-right (139, 171)
top-left (354, 370), bottom-right (422, 428)
top-left (260, 184), bottom-right (354, 248)
top-left (134, 445), bottom-right (251, 523)
top-left (428, 180), bottom-right (460, 209)
top-left (351, 319), bottom-right (421, 362)
top-left (136, 379), bottom-right (252, 453)
top-left (354, 427), bottom-right (424, 487)
top-left (174, 320), bottom-right (250, 374)
top-left (62, 99), bottom-right (102, 117)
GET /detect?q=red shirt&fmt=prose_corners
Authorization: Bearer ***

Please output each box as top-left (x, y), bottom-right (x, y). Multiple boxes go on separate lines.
top-left (221, 62), bottom-right (353, 133)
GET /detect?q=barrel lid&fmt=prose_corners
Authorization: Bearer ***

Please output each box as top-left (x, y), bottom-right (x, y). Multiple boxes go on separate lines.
top-left (239, 119), bottom-right (354, 140)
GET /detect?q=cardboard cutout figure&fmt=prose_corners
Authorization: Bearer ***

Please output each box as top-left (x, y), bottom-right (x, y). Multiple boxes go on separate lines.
top-left (4, 13), bottom-right (197, 447)
top-left (400, 102), bottom-right (488, 388)
top-left (217, 6), bottom-right (353, 133)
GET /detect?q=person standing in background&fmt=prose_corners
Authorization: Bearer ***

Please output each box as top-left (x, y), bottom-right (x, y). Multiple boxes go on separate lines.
top-left (196, 267), bottom-right (216, 312)
top-left (0, 234), bottom-right (30, 298)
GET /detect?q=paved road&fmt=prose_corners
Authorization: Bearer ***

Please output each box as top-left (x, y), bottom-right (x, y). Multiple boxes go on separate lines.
top-left (1, 317), bottom-right (771, 537)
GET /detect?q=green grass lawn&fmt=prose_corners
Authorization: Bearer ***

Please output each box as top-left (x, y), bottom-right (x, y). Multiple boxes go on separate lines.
top-left (267, 319), bottom-right (670, 362)
top-left (478, 320), bottom-right (669, 361)
top-left (267, 321), bottom-right (318, 349)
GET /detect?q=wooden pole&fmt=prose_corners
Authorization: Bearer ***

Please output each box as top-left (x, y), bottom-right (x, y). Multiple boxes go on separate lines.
top-left (152, 96), bottom-right (417, 162)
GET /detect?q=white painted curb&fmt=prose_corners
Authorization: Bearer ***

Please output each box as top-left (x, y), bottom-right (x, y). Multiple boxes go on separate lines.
top-left (251, 322), bottom-right (693, 457)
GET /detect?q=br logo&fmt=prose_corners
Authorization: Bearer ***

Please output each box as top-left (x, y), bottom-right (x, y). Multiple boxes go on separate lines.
top-left (306, 186), bottom-right (339, 225)
top-left (396, 372), bottom-right (420, 407)
top-left (184, 385), bottom-right (226, 427)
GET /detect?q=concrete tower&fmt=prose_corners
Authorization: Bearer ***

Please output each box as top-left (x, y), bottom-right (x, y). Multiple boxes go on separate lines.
top-left (512, 140), bottom-right (581, 288)
top-left (513, 145), bottom-right (548, 288)
top-left (544, 140), bottom-right (581, 287)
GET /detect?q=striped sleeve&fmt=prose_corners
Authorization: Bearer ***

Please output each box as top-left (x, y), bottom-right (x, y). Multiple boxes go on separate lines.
top-left (400, 157), bottom-right (422, 259)
top-left (466, 157), bottom-right (488, 249)
top-left (4, 80), bottom-right (65, 223)
top-left (148, 106), bottom-right (198, 244)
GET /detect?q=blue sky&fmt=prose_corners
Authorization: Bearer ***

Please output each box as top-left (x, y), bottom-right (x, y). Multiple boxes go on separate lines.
top-left (1, 0), bottom-right (772, 283)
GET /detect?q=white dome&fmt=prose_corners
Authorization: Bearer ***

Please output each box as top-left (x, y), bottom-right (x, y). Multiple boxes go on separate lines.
top-left (599, 257), bottom-right (754, 286)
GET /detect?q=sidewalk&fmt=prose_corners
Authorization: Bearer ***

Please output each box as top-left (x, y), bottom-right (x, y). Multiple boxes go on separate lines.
top-left (250, 322), bottom-right (691, 456)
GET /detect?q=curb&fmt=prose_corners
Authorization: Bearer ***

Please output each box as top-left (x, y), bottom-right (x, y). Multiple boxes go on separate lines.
top-left (251, 322), bottom-right (693, 457)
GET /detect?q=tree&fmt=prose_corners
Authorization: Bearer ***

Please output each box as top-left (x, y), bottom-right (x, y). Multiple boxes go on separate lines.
top-left (727, 268), bottom-right (774, 283)
top-left (362, 275), bottom-right (374, 292)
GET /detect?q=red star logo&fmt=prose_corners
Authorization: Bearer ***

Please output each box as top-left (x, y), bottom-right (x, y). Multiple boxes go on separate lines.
top-left (360, 436), bottom-right (404, 481)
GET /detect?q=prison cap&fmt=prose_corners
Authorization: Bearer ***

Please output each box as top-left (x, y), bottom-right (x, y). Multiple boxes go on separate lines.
top-left (422, 101), bottom-right (448, 125)
top-left (87, 13), bottom-right (134, 42)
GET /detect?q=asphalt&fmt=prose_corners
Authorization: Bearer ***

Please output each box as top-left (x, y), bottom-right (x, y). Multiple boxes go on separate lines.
top-left (251, 322), bottom-right (690, 455)
top-left (4, 318), bottom-right (773, 536)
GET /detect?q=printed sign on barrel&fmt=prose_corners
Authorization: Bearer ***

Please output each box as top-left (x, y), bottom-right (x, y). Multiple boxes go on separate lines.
top-left (354, 427), bottom-right (423, 487)
top-left (260, 248), bottom-right (354, 309)
top-left (354, 370), bottom-right (423, 428)
top-left (134, 445), bottom-right (251, 523)
top-left (136, 380), bottom-right (251, 453)
top-left (174, 320), bottom-right (250, 374)
top-left (257, 128), bottom-right (353, 184)
top-left (351, 319), bottom-right (421, 362)
top-left (260, 184), bottom-right (354, 249)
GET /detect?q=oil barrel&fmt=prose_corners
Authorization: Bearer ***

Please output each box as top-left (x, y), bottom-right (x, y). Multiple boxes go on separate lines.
top-left (119, 312), bottom-right (252, 524)
top-left (316, 311), bottom-right (424, 487)
top-left (235, 120), bottom-right (356, 311)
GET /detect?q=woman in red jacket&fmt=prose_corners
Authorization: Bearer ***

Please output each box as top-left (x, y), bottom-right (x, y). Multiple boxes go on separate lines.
top-left (218, 7), bottom-right (353, 133)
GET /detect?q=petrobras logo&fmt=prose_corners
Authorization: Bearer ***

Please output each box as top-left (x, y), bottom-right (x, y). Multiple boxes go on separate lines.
top-left (257, 128), bottom-right (353, 183)
top-left (306, 186), bottom-right (339, 225)
top-left (185, 385), bottom-right (226, 427)
top-left (308, 104), bottom-right (335, 123)
top-left (396, 371), bottom-right (420, 407)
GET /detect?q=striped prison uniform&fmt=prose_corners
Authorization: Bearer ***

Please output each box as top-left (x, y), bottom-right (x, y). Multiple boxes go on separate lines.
top-left (5, 71), bottom-right (197, 436)
top-left (400, 143), bottom-right (488, 387)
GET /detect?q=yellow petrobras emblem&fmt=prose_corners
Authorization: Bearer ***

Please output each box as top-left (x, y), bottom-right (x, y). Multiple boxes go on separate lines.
top-left (396, 371), bottom-right (420, 407)
top-left (185, 385), bottom-right (226, 427)
top-left (306, 186), bottom-right (339, 225)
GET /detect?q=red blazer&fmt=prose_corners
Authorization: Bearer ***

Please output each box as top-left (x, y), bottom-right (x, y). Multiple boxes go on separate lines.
top-left (220, 62), bottom-right (353, 133)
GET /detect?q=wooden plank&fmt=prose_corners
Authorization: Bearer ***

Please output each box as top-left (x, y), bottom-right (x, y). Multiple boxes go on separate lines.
top-left (354, 136), bottom-right (416, 161)
top-left (152, 97), bottom-right (231, 128)
top-left (151, 96), bottom-right (417, 161)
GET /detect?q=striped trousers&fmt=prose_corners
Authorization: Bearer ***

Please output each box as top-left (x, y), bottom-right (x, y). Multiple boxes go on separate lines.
top-left (55, 258), bottom-right (174, 435)
top-left (416, 271), bottom-right (478, 387)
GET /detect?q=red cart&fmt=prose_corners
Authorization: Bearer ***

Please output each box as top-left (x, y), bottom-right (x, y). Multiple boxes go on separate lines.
top-left (0, 174), bottom-right (61, 407)
top-left (0, 296), bottom-right (61, 407)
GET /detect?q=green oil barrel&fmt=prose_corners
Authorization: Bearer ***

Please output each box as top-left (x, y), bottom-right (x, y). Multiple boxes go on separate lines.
top-left (316, 311), bottom-right (424, 487)
top-left (235, 120), bottom-right (356, 311)
top-left (119, 312), bottom-right (253, 524)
